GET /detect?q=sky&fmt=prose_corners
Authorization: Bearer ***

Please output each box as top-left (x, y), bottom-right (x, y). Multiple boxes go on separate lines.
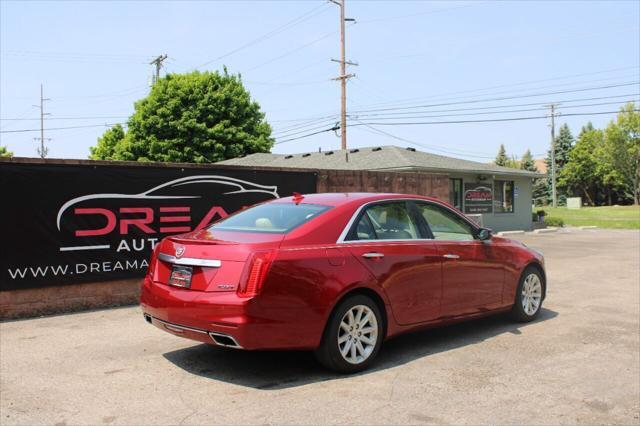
top-left (1, 0), bottom-right (639, 163)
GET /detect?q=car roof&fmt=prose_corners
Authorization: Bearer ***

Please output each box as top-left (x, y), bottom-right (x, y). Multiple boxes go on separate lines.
top-left (272, 192), bottom-right (442, 207)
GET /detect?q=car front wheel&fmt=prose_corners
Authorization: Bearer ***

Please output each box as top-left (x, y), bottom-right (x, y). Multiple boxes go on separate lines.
top-left (511, 267), bottom-right (544, 322)
top-left (315, 294), bottom-right (383, 373)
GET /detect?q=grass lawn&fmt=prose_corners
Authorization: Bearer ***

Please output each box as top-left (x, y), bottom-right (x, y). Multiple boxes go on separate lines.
top-left (537, 205), bottom-right (640, 229)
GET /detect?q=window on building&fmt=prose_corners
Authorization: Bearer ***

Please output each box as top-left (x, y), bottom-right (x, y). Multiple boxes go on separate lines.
top-left (449, 178), bottom-right (462, 211)
top-left (494, 180), bottom-right (515, 213)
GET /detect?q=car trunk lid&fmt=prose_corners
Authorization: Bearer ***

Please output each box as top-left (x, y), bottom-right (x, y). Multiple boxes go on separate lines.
top-left (153, 229), bottom-right (283, 292)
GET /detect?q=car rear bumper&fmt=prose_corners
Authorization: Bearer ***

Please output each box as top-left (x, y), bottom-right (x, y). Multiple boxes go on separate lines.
top-left (143, 313), bottom-right (243, 348)
top-left (140, 278), bottom-right (325, 350)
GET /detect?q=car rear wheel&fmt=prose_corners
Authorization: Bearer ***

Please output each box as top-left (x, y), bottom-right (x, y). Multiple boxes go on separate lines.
top-left (315, 294), bottom-right (383, 373)
top-left (511, 267), bottom-right (544, 322)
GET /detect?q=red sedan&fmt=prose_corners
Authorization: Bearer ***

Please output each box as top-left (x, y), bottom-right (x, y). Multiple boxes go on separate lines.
top-left (141, 193), bottom-right (546, 372)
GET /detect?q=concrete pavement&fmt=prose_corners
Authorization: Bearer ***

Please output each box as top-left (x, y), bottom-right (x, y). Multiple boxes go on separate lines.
top-left (1, 229), bottom-right (638, 425)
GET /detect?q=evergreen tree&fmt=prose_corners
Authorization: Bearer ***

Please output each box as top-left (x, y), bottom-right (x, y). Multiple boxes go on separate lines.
top-left (520, 149), bottom-right (537, 172)
top-left (495, 144), bottom-right (508, 166)
top-left (544, 123), bottom-right (575, 205)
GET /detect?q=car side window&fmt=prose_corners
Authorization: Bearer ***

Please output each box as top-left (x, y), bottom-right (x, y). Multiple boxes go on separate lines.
top-left (348, 202), bottom-right (420, 241)
top-left (416, 203), bottom-right (475, 241)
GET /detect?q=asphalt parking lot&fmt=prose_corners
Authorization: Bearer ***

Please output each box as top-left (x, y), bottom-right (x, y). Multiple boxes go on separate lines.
top-left (1, 229), bottom-right (639, 425)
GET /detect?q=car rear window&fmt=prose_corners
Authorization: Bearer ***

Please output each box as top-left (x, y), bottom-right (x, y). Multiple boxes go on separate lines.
top-left (210, 203), bottom-right (332, 234)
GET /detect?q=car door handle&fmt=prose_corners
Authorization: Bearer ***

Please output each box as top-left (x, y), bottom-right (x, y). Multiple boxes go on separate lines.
top-left (362, 252), bottom-right (384, 259)
top-left (443, 254), bottom-right (460, 259)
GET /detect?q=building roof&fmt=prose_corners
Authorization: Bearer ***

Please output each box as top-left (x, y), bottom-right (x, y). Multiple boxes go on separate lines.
top-left (534, 158), bottom-right (547, 174)
top-left (218, 145), bottom-right (544, 177)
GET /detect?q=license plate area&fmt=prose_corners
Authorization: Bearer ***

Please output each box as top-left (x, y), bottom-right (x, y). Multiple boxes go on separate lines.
top-left (169, 265), bottom-right (193, 288)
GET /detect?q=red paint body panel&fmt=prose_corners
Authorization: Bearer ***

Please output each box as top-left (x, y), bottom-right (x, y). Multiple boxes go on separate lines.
top-left (140, 193), bottom-right (545, 351)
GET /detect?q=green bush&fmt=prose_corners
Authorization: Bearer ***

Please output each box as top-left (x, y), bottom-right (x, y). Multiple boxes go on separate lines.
top-left (535, 209), bottom-right (546, 216)
top-left (544, 216), bottom-right (564, 227)
top-left (532, 212), bottom-right (539, 221)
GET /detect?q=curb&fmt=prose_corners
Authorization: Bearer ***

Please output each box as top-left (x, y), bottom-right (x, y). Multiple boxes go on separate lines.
top-left (533, 227), bottom-right (558, 234)
top-left (578, 226), bottom-right (598, 230)
top-left (497, 230), bottom-right (525, 236)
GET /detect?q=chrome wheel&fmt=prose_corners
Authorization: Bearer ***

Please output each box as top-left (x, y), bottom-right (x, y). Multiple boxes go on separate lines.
top-left (337, 305), bottom-right (379, 365)
top-left (521, 273), bottom-right (542, 316)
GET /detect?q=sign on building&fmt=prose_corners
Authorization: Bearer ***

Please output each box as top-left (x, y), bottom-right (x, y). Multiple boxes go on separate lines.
top-left (0, 163), bottom-right (316, 290)
top-left (463, 183), bottom-right (493, 214)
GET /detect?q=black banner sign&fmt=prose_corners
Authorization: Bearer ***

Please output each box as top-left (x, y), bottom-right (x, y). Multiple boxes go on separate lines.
top-left (463, 183), bottom-right (493, 214)
top-left (0, 163), bottom-right (317, 290)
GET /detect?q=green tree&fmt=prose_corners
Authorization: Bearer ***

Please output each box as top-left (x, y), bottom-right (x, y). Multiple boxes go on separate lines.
top-left (597, 103), bottom-right (639, 205)
top-left (89, 124), bottom-right (125, 160)
top-left (520, 149), bottom-right (537, 172)
top-left (0, 146), bottom-right (13, 158)
top-left (544, 123), bottom-right (575, 205)
top-left (90, 69), bottom-right (273, 163)
top-left (495, 144), bottom-right (508, 166)
top-left (558, 123), bottom-right (602, 205)
top-left (520, 148), bottom-right (546, 206)
top-left (555, 123), bottom-right (575, 169)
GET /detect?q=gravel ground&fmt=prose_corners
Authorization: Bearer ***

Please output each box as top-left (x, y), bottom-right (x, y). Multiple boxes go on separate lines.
top-left (1, 229), bottom-right (639, 425)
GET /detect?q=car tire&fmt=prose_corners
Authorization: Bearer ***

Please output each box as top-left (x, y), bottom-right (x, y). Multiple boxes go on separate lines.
top-left (511, 267), bottom-right (545, 322)
top-left (315, 294), bottom-right (384, 374)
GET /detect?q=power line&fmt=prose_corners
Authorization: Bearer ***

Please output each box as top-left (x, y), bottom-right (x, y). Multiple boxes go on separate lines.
top-left (348, 99), bottom-right (638, 121)
top-left (342, 66), bottom-right (639, 110)
top-left (272, 93), bottom-right (637, 134)
top-left (192, 2), bottom-right (330, 70)
top-left (268, 76), bottom-right (638, 126)
top-left (0, 123), bottom-right (125, 134)
top-left (347, 82), bottom-right (640, 114)
top-left (275, 125), bottom-right (339, 145)
top-left (0, 115), bottom-right (130, 121)
top-left (351, 110), bottom-right (631, 127)
top-left (348, 94), bottom-right (639, 118)
top-left (245, 29), bottom-right (337, 73)
top-left (353, 121), bottom-right (497, 160)
top-left (273, 121), bottom-right (340, 139)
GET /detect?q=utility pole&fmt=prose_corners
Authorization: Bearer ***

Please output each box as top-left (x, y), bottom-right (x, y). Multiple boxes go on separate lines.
top-left (33, 84), bottom-right (51, 158)
top-left (546, 103), bottom-right (561, 207)
top-left (150, 54), bottom-right (168, 85)
top-left (330, 0), bottom-right (356, 150)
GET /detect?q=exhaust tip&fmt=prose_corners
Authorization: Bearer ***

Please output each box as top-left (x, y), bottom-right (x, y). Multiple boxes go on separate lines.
top-left (209, 332), bottom-right (242, 349)
top-left (143, 314), bottom-right (152, 324)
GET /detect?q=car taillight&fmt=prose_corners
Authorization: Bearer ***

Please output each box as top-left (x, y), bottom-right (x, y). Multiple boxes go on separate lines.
top-left (147, 245), bottom-right (160, 278)
top-left (238, 251), bottom-right (274, 297)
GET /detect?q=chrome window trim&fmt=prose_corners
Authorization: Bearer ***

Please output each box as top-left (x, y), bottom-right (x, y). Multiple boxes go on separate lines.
top-left (158, 253), bottom-right (222, 268)
top-left (336, 198), bottom-right (481, 244)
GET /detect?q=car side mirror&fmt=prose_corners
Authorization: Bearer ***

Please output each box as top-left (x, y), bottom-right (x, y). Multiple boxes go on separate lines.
top-left (477, 228), bottom-right (492, 241)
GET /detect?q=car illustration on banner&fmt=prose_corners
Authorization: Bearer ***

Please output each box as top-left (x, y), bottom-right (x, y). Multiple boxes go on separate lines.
top-left (141, 192), bottom-right (546, 373)
top-left (55, 175), bottom-right (280, 250)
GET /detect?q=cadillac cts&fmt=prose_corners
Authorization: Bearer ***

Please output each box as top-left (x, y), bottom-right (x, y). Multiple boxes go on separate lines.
top-left (141, 193), bottom-right (546, 372)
